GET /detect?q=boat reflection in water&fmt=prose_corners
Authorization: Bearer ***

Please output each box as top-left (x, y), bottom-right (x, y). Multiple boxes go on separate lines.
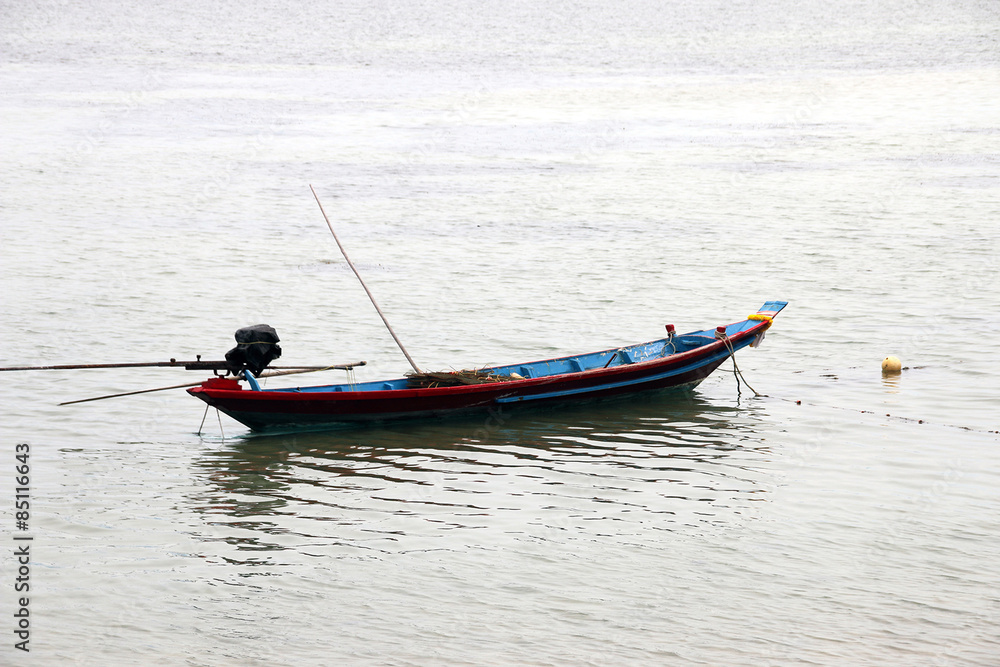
top-left (188, 392), bottom-right (777, 562)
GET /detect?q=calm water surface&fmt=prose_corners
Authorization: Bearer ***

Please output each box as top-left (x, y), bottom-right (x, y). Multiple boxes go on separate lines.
top-left (2, 0), bottom-right (999, 664)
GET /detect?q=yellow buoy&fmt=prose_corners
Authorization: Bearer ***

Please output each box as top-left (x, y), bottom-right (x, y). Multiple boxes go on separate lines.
top-left (881, 356), bottom-right (902, 373)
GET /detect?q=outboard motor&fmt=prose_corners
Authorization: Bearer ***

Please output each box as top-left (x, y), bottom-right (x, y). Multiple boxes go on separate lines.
top-left (225, 324), bottom-right (282, 377)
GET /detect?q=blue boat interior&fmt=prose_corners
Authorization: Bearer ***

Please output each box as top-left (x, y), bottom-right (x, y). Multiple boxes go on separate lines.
top-left (259, 313), bottom-right (775, 394)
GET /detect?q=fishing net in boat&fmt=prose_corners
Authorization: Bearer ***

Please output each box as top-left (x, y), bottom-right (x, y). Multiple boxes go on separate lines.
top-left (405, 369), bottom-right (514, 388)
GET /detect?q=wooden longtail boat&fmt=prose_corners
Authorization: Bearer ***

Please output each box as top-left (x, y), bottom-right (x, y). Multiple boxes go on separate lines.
top-left (188, 301), bottom-right (787, 431)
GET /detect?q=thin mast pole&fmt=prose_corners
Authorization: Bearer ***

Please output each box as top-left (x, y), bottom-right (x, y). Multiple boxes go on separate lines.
top-left (309, 185), bottom-right (422, 374)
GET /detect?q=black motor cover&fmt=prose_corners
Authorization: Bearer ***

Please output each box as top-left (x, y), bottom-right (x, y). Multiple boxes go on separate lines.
top-left (225, 324), bottom-right (282, 376)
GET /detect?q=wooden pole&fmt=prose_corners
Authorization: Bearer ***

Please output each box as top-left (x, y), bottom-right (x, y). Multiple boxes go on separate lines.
top-left (59, 381), bottom-right (205, 405)
top-left (58, 363), bottom-right (366, 406)
top-left (310, 184), bottom-right (422, 374)
top-left (0, 361), bottom-right (347, 372)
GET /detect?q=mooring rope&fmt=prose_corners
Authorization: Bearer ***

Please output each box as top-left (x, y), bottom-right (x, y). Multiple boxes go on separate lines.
top-left (197, 404), bottom-right (210, 436)
top-left (720, 334), bottom-right (762, 397)
top-left (716, 339), bottom-right (999, 436)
